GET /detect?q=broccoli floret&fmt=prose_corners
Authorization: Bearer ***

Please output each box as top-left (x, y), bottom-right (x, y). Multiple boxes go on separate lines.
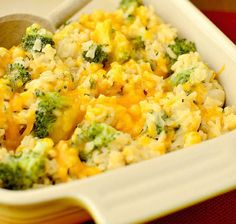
top-left (155, 124), bottom-right (164, 135)
top-left (83, 44), bottom-right (108, 65)
top-left (171, 68), bottom-right (193, 86)
top-left (119, 0), bottom-right (143, 11)
top-left (89, 78), bottom-right (96, 89)
top-left (22, 24), bottom-right (54, 52)
top-left (129, 36), bottom-right (145, 60)
top-left (7, 63), bottom-right (31, 90)
top-left (131, 36), bottom-right (145, 50)
top-left (169, 38), bottom-right (196, 56)
top-left (33, 91), bottom-right (67, 138)
top-left (143, 111), bottom-right (168, 138)
top-left (167, 38), bottom-right (196, 64)
top-left (126, 14), bottom-right (135, 23)
top-left (155, 112), bottom-right (168, 135)
top-left (73, 122), bottom-right (119, 161)
top-left (117, 52), bottom-right (131, 63)
top-left (0, 141), bottom-right (49, 190)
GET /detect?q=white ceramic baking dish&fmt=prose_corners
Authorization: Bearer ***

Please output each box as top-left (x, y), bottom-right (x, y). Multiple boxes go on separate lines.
top-left (0, 0), bottom-right (236, 223)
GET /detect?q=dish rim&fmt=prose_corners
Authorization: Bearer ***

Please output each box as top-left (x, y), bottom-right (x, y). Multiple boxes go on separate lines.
top-left (0, 0), bottom-right (236, 223)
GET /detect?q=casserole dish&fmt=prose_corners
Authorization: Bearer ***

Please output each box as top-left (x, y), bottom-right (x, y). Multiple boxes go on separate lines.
top-left (0, 0), bottom-right (236, 223)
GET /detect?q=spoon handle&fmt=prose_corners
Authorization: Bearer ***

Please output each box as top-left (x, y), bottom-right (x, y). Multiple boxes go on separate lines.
top-left (48, 0), bottom-right (91, 28)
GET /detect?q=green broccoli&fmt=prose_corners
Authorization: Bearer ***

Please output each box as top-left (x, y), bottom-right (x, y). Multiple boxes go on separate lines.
top-left (155, 112), bottom-right (168, 135)
top-left (155, 124), bottom-right (164, 135)
top-left (119, 0), bottom-right (143, 11)
top-left (117, 51), bottom-right (131, 63)
top-left (126, 14), bottom-right (135, 23)
top-left (22, 24), bottom-right (54, 52)
top-left (171, 68), bottom-right (193, 86)
top-left (33, 91), bottom-right (67, 138)
top-left (167, 38), bottom-right (196, 65)
top-left (73, 122), bottom-right (119, 161)
top-left (0, 141), bottom-right (49, 190)
top-left (89, 78), bottom-right (96, 89)
top-left (7, 63), bottom-right (31, 90)
top-left (83, 44), bottom-right (108, 65)
top-left (143, 111), bottom-right (168, 138)
top-left (131, 36), bottom-right (145, 50)
top-left (169, 38), bottom-right (196, 56)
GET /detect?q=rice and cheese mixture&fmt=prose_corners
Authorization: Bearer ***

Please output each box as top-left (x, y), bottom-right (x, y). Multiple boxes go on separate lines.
top-left (0, 0), bottom-right (236, 190)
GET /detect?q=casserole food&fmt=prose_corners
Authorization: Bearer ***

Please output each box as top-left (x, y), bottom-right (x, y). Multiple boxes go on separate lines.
top-left (0, 0), bottom-right (235, 190)
top-left (0, 1), bottom-right (233, 223)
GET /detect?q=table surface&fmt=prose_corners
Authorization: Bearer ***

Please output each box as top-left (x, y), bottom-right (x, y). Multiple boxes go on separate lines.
top-left (191, 0), bottom-right (236, 12)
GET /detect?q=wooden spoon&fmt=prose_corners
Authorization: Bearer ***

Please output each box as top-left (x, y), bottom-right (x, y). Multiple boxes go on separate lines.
top-left (0, 0), bottom-right (91, 49)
